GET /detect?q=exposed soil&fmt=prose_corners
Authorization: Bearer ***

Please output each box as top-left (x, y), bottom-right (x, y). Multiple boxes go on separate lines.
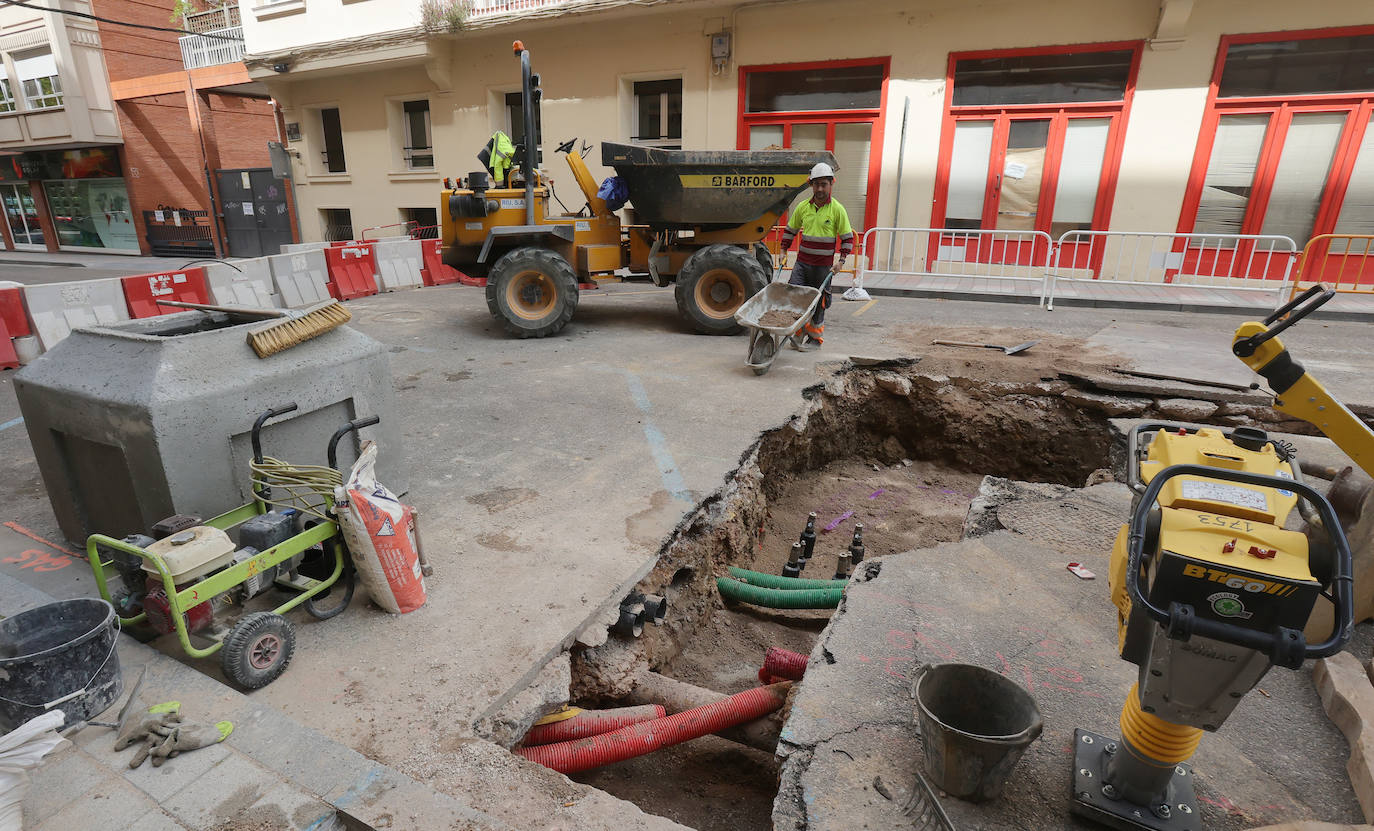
top-left (758, 310), bottom-right (801, 328)
top-left (883, 325), bottom-right (1123, 387)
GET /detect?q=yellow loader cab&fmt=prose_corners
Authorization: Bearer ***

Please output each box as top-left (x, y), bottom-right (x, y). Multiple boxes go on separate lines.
top-left (440, 42), bottom-right (834, 339)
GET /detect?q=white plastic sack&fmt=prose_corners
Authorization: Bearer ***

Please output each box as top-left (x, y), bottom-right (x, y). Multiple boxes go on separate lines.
top-left (335, 443), bottom-right (427, 614)
top-left (0, 711), bottom-right (67, 831)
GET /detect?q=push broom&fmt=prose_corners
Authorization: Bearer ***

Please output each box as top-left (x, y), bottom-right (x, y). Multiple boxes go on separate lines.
top-left (156, 299), bottom-right (352, 358)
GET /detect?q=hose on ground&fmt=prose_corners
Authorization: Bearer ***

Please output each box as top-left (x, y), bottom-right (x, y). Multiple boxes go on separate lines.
top-left (727, 567), bottom-right (847, 589)
top-left (521, 705), bottom-right (666, 746)
top-left (761, 646), bottom-right (809, 681)
top-left (516, 683), bottom-right (791, 774)
top-left (716, 577), bottom-right (843, 609)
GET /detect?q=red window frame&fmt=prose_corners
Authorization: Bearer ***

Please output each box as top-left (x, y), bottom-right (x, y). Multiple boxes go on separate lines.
top-left (737, 57), bottom-right (890, 234)
top-left (1177, 24), bottom-right (1374, 282)
top-left (931, 41), bottom-right (1143, 272)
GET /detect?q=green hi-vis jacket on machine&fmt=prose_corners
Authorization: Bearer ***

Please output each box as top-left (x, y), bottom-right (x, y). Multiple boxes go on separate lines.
top-left (478, 130), bottom-right (516, 186)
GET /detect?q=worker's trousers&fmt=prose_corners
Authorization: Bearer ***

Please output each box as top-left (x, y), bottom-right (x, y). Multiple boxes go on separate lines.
top-left (788, 261), bottom-right (832, 327)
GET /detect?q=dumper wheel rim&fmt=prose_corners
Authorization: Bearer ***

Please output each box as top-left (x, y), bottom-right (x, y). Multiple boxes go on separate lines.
top-left (485, 247), bottom-right (579, 338)
top-left (695, 269), bottom-right (747, 319)
top-left (506, 270), bottom-right (558, 321)
top-left (675, 244), bottom-right (767, 335)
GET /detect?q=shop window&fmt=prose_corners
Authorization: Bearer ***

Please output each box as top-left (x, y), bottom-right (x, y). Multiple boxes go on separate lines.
top-left (746, 64), bottom-right (883, 113)
top-left (951, 50), bottom-right (1133, 107)
top-left (402, 100), bottom-right (433, 169)
top-left (740, 59), bottom-right (888, 231)
top-left (15, 49), bottom-right (62, 110)
top-left (1, 184), bottom-right (44, 247)
top-left (320, 208), bottom-right (352, 241)
top-left (1219, 34), bottom-right (1374, 98)
top-left (45, 179), bottom-right (138, 251)
top-left (0, 72), bottom-right (14, 113)
top-left (320, 107), bottom-right (346, 173)
top-left (1180, 27), bottom-right (1374, 264)
top-left (632, 79), bottom-right (681, 149)
top-left (401, 207), bottom-right (437, 238)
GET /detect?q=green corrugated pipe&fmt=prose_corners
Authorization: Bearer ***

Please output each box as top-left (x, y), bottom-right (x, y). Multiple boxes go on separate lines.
top-left (726, 567), bottom-right (847, 590)
top-left (716, 577), bottom-right (843, 609)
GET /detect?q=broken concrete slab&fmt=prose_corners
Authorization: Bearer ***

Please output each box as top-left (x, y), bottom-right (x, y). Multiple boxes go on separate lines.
top-left (1061, 387), bottom-right (1150, 417)
top-left (962, 476), bottom-right (1073, 538)
top-left (1315, 651), bottom-right (1374, 823)
top-left (776, 530), bottom-right (1363, 830)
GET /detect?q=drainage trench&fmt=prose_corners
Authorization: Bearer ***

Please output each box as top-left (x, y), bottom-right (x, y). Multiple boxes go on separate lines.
top-left (517, 361), bottom-right (1304, 831)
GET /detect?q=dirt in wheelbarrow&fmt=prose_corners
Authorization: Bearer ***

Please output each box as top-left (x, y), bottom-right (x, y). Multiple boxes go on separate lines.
top-left (758, 309), bottom-right (802, 328)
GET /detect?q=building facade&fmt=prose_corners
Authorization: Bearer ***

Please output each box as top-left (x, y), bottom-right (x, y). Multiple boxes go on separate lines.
top-left (0, 0), bottom-right (128, 252)
top-left (239, 0), bottom-right (1374, 276)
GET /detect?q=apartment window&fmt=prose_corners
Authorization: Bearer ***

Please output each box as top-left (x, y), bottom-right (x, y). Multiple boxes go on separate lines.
top-left (504, 91), bottom-right (541, 148)
top-left (402, 207), bottom-right (438, 238)
top-left (15, 49), bottom-right (62, 109)
top-left (320, 107), bottom-right (346, 173)
top-left (320, 208), bottom-right (352, 241)
top-left (0, 73), bottom-right (14, 113)
top-left (633, 79), bottom-right (682, 149)
top-left (402, 100), bottom-right (433, 169)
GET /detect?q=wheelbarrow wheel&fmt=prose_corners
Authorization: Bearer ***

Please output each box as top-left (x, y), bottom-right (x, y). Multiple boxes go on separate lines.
top-left (748, 330), bottom-right (777, 375)
top-left (486, 246), bottom-right (579, 338)
top-left (675, 244), bottom-right (766, 335)
top-left (221, 612), bottom-right (295, 690)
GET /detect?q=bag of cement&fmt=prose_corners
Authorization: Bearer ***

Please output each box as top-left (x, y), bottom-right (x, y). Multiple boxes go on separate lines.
top-left (0, 711), bottom-right (67, 831)
top-left (335, 443), bottom-right (427, 614)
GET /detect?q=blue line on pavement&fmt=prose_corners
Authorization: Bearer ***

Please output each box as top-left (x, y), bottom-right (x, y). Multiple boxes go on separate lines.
top-left (620, 370), bottom-right (691, 503)
top-left (0, 417), bottom-right (23, 433)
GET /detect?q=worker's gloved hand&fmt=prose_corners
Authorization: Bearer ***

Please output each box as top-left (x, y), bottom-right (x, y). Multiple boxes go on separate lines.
top-left (114, 704), bottom-right (182, 752)
top-left (147, 720), bottom-right (234, 767)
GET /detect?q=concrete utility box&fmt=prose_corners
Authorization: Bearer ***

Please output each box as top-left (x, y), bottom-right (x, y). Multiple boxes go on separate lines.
top-left (14, 311), bottom-right (405, 544)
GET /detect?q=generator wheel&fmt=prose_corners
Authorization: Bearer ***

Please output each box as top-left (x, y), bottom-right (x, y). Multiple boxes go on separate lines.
top-left (485, 247), bottom-right (578, 338)
top-left (221, 612), bottom-right (295, 690)
top-left (675, 244), bottom-right (767, 335)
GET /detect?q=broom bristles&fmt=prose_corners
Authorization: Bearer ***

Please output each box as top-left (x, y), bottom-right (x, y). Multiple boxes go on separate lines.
top-left (246, 300), bottom-right (352, 358)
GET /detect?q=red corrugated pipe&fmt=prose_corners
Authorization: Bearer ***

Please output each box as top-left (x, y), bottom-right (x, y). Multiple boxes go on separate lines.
top-left (760, 646), bottom-right (809, 682)
top-left (521, 705), bottom-right (666, 746)
top-left (516, 682), bottom-right (791, 774)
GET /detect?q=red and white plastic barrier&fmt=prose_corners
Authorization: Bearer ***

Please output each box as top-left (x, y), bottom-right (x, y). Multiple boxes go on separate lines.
top-left (121, 268), bottom-right (210, 318)
top-left (324, 243), bottom-right (379, 301)
top-left (0, 282), bottom-right (25, 370)
top-left (420, 239), bottom-right (473, 287)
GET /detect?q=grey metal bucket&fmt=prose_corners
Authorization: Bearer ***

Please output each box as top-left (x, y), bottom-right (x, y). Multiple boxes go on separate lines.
top-left (914, 663), bottom-right (1043, 802)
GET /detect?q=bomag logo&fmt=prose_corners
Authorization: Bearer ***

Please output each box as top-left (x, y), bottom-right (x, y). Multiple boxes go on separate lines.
top-left (1181, 564), bottom-right (1298, 596)
top-left (1181, 642), bottom-right (1238, 662)
top-left (711, 175), bottom-right (776, 187)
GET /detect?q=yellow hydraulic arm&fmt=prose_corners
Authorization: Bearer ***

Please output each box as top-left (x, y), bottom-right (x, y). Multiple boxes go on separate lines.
top-left (1232, 284), bottom-right (1374, 478)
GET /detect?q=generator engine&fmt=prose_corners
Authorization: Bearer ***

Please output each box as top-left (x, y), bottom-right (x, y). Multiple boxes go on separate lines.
top-left (141, 525), bottom-right (237, 635)
top-left (1072, 423), bottom-right (1352, 829)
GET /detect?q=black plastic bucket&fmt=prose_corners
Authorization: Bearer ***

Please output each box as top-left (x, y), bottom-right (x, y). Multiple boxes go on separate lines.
top-left (914, 663), bottom-right (1043, 802)
top-left (0, 598), bottom-right (123, 729)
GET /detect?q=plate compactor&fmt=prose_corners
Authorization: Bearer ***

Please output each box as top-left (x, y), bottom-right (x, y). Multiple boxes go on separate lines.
top-left (1074, 285), bottom-right (1373, 830)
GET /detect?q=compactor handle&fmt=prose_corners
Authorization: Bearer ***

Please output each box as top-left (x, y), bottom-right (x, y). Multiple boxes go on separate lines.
top-left (251, 403), bottom-right (298, 464)
top-left (1126, 463), bottom-right (1353, 669)
top-left (327, 416), bottom-right (380, 471)
top-left (1233, 284), bottom-right (1335, 358)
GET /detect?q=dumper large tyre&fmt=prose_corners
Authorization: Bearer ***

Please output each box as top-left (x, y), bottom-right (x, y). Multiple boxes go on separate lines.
top-left (486, 247), bottom-right (579, 338)
top-left (675, 244), bottom-right (767, 335)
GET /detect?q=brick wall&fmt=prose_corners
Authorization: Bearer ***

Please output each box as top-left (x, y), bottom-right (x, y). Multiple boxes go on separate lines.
top-left (202, 93), bottom-right (276, 170)
top-left (90, 0), bottom-right (184, 83)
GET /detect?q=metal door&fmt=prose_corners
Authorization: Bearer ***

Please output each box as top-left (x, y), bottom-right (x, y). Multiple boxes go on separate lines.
top-left (216, 167), bottom-right (293, 257)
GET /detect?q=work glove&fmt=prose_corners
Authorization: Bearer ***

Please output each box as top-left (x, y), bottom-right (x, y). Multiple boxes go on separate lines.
top-left (115, 702), bottom-right (182, 759)
top-left (146, 720), bottom-right (234, 767)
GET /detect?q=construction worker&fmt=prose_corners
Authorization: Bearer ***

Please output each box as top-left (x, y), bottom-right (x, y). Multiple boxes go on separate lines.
top-left (777, 162), bottom-right (854, 350)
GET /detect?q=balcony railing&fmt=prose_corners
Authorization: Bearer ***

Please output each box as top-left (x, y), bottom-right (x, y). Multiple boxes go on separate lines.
top-left (179, 25), bottom-right (246, 70)
top-left (183, 5), bottom-right (241, 33)
top-left (468, 0), bottom-right (578, 18)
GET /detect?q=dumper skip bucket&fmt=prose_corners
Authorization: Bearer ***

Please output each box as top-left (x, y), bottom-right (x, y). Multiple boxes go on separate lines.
top-left (913, 662), bottom-right (1043, 802)
top-left (0, 598), bottom-right (123, 730)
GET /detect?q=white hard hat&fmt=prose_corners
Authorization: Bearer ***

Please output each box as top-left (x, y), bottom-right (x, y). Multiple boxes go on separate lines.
top-left (809, 162), bottom-right (835, 181)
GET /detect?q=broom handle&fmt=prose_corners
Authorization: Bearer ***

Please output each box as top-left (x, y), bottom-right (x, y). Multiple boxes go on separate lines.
top-left (157, 299), bottom-right (287, 319)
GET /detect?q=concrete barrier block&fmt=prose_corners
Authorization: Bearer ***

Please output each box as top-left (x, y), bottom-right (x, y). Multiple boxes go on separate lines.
top-left (23, 279), bottom-right (131, 351)
top-left (205, 259), bottom-right (279, 309)
top-left (268, 250), bottom-right (332, 308)
top-left (373, 239), bottom-right (424, 292)
top-left (278, 242), bottom-right (331, 254)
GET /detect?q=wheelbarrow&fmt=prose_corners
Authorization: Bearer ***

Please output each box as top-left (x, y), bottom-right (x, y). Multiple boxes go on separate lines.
top-left (734, 269), bottom-right (834, 376)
